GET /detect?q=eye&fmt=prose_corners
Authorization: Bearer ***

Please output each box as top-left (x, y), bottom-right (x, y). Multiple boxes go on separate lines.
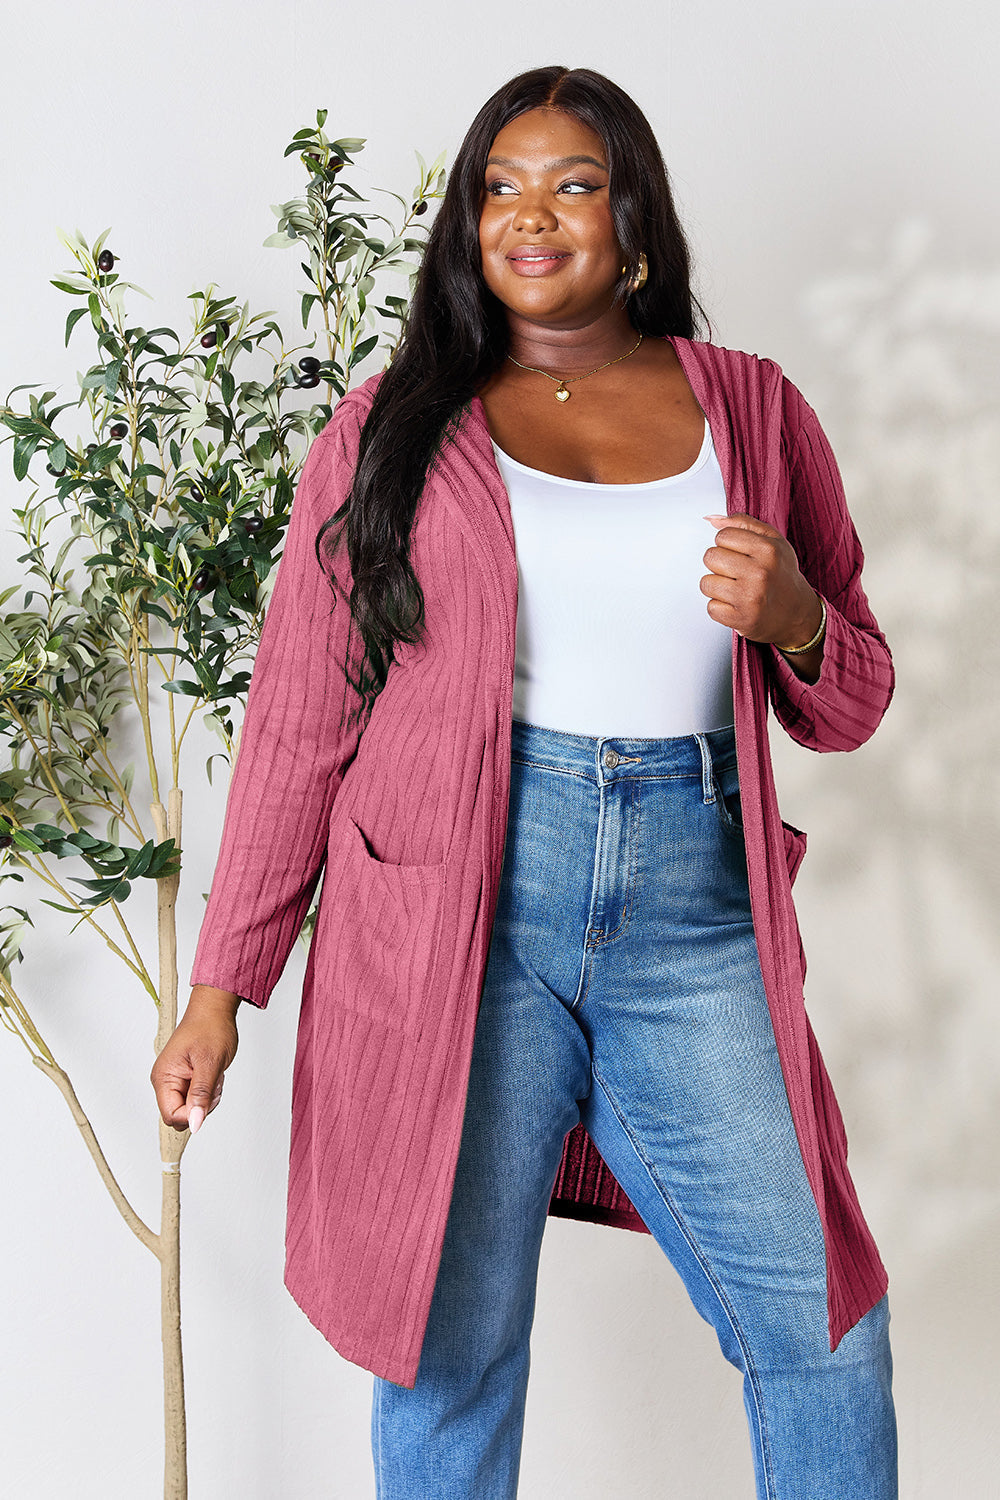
top-left (483, 178), bottom-right (604, 198)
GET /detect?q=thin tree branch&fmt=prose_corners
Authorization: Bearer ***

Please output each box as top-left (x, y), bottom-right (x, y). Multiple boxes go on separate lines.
top-left (32, 1056), bottom-right (160, 1255)
top-left (13, 849), bottom-right (157, 997)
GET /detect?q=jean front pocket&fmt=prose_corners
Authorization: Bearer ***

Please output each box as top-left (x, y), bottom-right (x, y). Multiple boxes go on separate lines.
top-left (315, 810), bottom-right (448, 1034)
top-left (712, 756), bottom-right (745, 839)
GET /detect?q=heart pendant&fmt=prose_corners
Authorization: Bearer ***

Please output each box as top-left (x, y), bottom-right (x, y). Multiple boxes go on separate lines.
top-left (555, 384), bottom-right (570, 402)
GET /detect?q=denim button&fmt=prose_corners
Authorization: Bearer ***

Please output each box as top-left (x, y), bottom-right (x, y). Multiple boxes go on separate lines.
top-left (603, 750), bottom-right (619, 768)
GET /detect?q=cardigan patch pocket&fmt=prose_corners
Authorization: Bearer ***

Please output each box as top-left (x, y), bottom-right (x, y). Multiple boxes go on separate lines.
top-left (713, 765), bottom-right (807, 887)
top-left (316, 811), bottom-right (448, 1035)
top-left (780, 820), bottom-right (807, 886)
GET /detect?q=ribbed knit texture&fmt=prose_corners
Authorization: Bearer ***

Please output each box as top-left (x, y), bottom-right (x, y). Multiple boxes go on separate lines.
top-left (192, 337), bottom-right (894, 1386)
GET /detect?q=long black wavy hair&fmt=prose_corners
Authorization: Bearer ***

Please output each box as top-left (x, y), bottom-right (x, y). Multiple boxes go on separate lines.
top-left (320, 65), bottom-right (707, 726)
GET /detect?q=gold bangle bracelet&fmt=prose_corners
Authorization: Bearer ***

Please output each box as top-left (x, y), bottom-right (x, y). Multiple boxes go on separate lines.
top-left (776, 597), bottom-right (827, 655)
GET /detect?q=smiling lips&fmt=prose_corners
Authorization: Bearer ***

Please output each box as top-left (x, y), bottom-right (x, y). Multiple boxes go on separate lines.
top-left (507, 247), bottom-right (572, 276)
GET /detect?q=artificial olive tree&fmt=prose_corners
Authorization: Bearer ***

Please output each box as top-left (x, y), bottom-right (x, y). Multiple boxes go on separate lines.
top-left (0, 111), bottom-right (445, 1500)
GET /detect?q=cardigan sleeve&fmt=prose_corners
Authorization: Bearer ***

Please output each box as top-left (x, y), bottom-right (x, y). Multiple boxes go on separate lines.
top-left (189, 394), bottom-right (368, 1008)
top-left (766, 381), bottom-right (895, 753)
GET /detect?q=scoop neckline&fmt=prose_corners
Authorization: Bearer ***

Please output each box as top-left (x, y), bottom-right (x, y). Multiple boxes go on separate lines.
top-left (490, 417), bottom-right (712, 491)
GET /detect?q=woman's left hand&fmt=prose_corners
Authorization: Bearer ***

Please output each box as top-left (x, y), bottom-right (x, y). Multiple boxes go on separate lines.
top-left (701, 514), bottom-right (823, 652)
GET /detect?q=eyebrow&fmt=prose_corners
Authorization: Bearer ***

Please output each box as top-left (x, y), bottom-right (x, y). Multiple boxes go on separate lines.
top-left (485, 154), bottom-right (608, 172)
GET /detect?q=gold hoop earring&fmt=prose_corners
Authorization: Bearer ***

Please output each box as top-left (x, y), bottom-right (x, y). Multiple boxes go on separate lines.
top-left (622, 252), bottom-right (648, 295)
top-left (629, 253), bottom-right (653, 294)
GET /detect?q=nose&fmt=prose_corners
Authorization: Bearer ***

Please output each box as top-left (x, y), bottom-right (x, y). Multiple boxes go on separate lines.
top-left (513, 188), bottom-right (558, 235)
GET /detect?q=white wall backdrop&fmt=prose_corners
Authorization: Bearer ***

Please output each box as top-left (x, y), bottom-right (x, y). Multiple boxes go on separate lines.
top-left (2, 2), bottom-right (997, 1496)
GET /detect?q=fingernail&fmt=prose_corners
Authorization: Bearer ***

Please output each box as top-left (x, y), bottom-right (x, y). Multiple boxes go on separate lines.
top-left (188, 1105), bottom-right (205, 1135)
top-left (704, 514), bottom-right (728, 523)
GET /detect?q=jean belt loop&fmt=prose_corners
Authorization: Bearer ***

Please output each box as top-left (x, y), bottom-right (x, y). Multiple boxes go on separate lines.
top-left (694, 732), bottom-right (715, 805)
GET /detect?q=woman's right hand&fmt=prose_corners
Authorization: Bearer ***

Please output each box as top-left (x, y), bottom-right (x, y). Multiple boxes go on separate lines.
top-left (151, 985), bottom-right (242, 1133)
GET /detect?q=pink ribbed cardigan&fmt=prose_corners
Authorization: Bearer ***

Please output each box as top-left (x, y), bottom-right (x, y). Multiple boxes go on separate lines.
top-left (192, 336), bottom-right (893, 1388)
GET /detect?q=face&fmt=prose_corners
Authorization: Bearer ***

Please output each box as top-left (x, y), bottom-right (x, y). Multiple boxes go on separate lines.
top-left (478, 107), bottom-right (624, 330)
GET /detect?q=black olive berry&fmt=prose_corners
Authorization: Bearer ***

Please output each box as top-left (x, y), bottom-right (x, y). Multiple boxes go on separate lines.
top-left (98, 250), bottom-right (115, 272)
top-left (46, 464), bottom-right (66, 477)
top-left (110, 423), bottom-right (128, 439)
top-left (201, 321), bottom-right (231, 349)
top-left (192, 567), bottom-right (215, 591)
top-left (413, 200), bottom-right (428, 216)
top-left (0, 834), bottom-right (13, 850)
top-left (297, 373), bottom-right (321, 389)
top-left (243, 514), bottom-right (265, 535)
top-left (298, 356), bottom-right (321, 375)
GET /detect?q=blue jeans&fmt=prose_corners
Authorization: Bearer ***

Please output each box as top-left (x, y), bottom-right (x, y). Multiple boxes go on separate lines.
top-left (372, 720), bottom-right (897, 1498)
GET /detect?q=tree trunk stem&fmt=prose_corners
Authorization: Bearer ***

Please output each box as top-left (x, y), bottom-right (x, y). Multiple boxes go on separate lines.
top-left (153, 790), bottom-right (187, 1500)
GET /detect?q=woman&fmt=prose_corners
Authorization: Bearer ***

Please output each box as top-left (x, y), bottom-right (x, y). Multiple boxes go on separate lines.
top-left (152, 66), bottom-right (897, 1498)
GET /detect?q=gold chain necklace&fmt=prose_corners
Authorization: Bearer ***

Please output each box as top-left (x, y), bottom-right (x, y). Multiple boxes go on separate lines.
top-left (506, 332), bottom-right (644, 402)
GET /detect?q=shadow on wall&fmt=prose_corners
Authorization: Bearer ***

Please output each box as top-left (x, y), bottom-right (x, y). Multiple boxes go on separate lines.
top-left (784, 220), bottom-right (1000, 1280)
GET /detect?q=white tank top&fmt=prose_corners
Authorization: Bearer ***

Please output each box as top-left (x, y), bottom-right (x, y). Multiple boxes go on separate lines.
top-left (491, 420), bottom-right (734, 738)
